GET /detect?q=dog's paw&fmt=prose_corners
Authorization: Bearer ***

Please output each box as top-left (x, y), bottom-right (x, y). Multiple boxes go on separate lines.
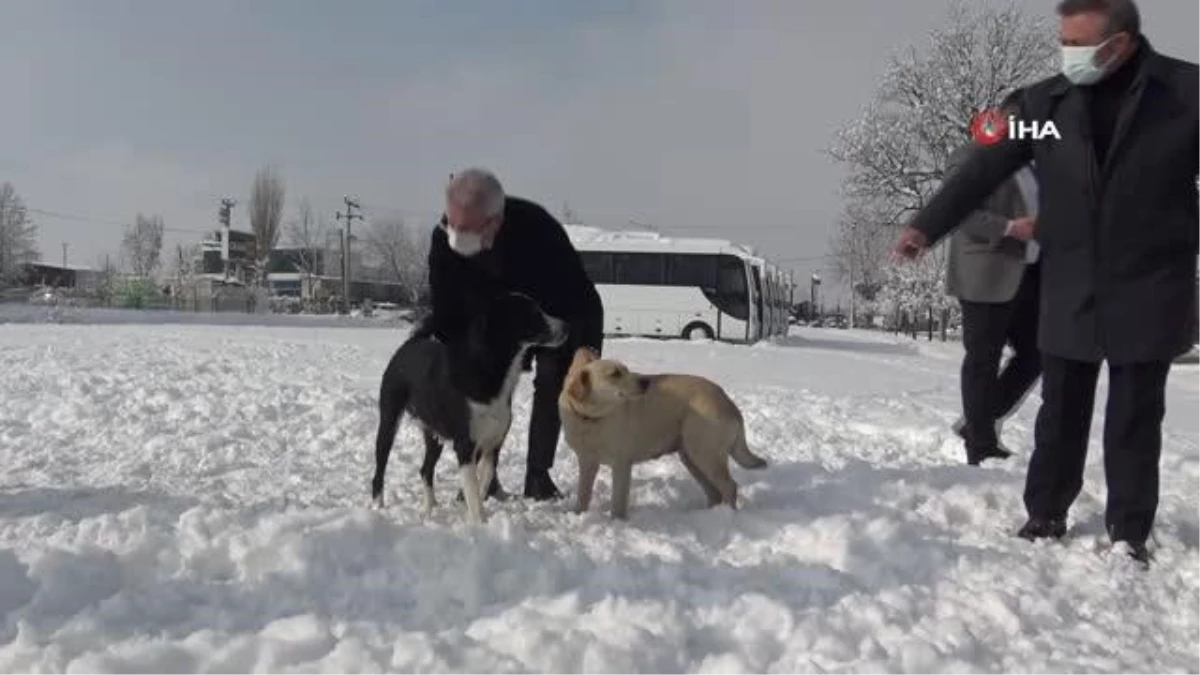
top-left (370, 494), bottom-right (385, 510)
top-left (463, 501), bottom-right (488, 525)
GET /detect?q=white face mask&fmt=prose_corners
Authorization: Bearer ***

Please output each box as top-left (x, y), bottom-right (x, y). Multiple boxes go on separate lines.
top-left (446, 227), bottom-right (484, 257)
top-left (1061, 35), bottom-right (1117, 85)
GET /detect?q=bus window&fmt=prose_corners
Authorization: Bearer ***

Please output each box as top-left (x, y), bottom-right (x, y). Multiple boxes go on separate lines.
top-left (706, 255), bottom-right (749, 320)
top-left (666, 254), bottom-right (717, 288)
top-left (613, 252), bottom-right (665, 285)
top-left (580, 251), bottom-right (614, 284)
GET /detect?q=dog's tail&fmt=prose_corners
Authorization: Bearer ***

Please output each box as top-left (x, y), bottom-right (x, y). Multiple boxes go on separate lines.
top-left (730, 432), bottom-right (768, 469)
top-left (371, 380), bottom-right (408, 506)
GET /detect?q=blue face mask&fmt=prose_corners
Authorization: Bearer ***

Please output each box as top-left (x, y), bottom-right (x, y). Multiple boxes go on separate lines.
top-left (1060, 35), bottom-right (1117, 85)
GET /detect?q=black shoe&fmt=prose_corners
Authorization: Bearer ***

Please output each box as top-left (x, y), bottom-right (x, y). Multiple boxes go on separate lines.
top-left (523, 470), bottom-right (563, 501)
top-left (455, 477), bottom-right (506, 503)
top-left (1116, 540), bottom-right (1152, 568)
top-left (1016, 517), bottom-right (1067, 541)
top-left (953, 418), bottom-right (1013, 462)
top-left (967, 445), bottom-right (1013, 466)
top-left (955, 418), bottom-right (1013, 465)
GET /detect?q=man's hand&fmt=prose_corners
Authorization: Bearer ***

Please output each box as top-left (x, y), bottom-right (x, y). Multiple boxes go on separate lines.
top-left (891, 226), bottom-right (929, 260)
top-left (1005, 216), bottom-right (1036, 241)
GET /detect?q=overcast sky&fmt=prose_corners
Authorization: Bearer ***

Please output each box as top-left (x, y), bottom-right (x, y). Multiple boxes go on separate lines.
top-left (3, 0), bottom-right (1196, 297)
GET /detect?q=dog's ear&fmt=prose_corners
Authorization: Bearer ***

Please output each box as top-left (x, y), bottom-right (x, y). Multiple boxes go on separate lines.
top-left (570, 347), bottom-right (597, 371)
top-left (566, 369), bottom-right (591, 402)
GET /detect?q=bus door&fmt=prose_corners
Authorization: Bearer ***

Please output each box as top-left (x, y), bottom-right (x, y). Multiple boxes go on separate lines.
top-left (749, 266), bottom-right (764, 340)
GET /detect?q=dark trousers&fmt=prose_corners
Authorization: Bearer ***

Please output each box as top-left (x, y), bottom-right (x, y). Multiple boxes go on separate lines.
top-left (958, 263), bottom-right (1043, 457)
top-left (1024, 355), bottom-right (1171, 544)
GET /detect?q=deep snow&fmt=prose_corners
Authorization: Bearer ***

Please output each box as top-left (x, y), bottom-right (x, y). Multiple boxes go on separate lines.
top-left (0, 321), bottom-right (1195, 672)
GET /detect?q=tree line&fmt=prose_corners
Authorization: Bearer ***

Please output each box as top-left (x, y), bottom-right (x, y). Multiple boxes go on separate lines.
top-left (0, 166), bottom-right (432, 306)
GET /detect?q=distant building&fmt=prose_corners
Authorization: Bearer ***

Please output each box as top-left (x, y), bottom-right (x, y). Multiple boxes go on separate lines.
top-left (21, 262), bottom-right (102, 291)
top-left (187, 229), bottom-right (414, 308)
top-left (198, 229), bottom-right (258, 284)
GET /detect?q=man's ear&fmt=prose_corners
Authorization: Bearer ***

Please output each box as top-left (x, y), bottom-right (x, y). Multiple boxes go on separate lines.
top-left (566, 369), bottom-right (591, 401)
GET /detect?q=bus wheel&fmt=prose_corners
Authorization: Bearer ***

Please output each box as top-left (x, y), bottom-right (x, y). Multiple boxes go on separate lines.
top-left (682, 322), bottom-right (714, 341)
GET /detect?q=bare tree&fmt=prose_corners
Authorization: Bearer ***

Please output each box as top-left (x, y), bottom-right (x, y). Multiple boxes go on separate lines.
top-left (284, 197), bottom-right (326, 276)
top-left (121, 213), bottom-right (165, 278)
top-left (561, 201), bottom-right (579, 224)
top-left (0, 182), bottom-right (39, 288)
top-left (363, 216), bottom-right (429, 305)
top-left (249, 165), bottom-right (285, 286)
top-left (829, 0), bottom-right (1057, 218)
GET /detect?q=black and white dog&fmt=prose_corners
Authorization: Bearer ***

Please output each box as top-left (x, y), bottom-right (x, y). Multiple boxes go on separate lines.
top-left (371, 291), bottom-right (567, 523)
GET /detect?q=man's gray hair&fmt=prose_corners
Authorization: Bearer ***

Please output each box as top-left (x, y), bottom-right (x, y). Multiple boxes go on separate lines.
top-left (446, 168), bottom-right (506, 217)
top-left (1056, 0), bottom-right (1141, 37)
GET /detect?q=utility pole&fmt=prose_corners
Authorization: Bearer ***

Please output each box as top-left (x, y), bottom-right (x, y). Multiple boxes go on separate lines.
top-left (219, 198), bottom-right (236, 281)
top-left (848, 253), bottom-right (856, 330)
top-left (810, 273), bottom-right (821, 321)
top-left (336, 196), bottom-right (363, 314)
top-left (62, 242), bottom-right (68, 269)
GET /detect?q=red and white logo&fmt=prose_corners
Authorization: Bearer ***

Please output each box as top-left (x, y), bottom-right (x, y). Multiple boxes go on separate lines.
top-left (969, 108), bottom-right (1060, 145)
top-left (969, 109), bottom-right (1009, 145)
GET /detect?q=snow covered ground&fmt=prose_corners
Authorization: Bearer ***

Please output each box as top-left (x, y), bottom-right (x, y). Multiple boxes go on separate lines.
top-left (0, 321), bottom-right (1195, 672)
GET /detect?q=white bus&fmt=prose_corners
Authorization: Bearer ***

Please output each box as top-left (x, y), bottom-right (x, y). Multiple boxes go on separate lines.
top-left (566, 225), bottom-right (792, 343)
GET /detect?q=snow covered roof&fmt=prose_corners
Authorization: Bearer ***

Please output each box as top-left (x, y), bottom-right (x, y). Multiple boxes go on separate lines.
top-left (28, 261), bottom-right (97, 273)
top-left (564, 224), bottom-right (758, 258)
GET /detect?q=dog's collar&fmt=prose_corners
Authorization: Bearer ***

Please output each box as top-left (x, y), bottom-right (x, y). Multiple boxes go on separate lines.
top-left (564, 397), bottom-right (604, 422)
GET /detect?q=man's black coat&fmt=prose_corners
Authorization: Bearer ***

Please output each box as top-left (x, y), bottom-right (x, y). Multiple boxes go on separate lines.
top-left (912, 41), bottom-right (1198, 365)
top-left (424, 196), bottom-right (603, 353)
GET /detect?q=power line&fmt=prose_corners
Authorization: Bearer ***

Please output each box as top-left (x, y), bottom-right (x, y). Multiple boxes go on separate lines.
top-left (26, 207), bottom-right (214, 235)
top-left (26, 201), bottom-right (837, 271)
top-left (29, 197), bottom-right (819, 239)
top-left (357, 202), bottom-right (440, 221)
top-left (356, 201), bottom-right (820, 233)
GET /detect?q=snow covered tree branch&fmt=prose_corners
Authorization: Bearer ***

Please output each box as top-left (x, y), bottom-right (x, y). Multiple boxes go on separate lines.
top-left (363, 217), bottom-right (429, 305)
top-left (285, 198), bottom-right (327, 277)
top-left (827, 0), bottom-right (1055, 336)
top-left (828, 198), bottom-right (897, 306)
top-left (829, 0), bottom-right (1056, 216)
top-left (0, 182), bottom-right (39, 288)
top-left (121, 213), bottom-right (165, 279)
top-left (249, 165), bottom-right (285, 286)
